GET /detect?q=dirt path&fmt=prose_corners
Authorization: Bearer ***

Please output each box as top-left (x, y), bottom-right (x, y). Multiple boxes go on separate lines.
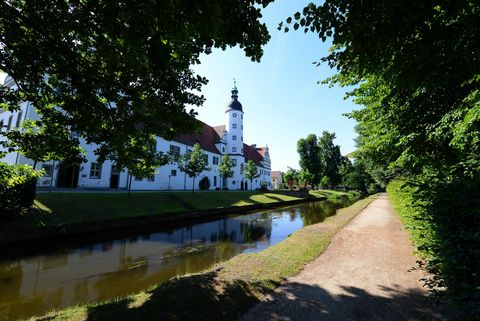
top-left (239, 194), bottom-right (449, 321)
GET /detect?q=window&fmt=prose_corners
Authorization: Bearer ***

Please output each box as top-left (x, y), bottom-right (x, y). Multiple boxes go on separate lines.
top-left (214, 176), bottom-right (217, 186)
top-left (232, 124), bottom-right (237, 129)
top-left (42, 164), bottom-right (53, 177)
top-left (232, 147), bottom-right (237, 153)
top-left (0, 120), bottom-right (3, 132)
top-left (147, 174), bottom-right (155, 182)
top-left (134, 176), bottom-right (142, 181)
top-left (90, 162), bottom-right (102, 179)
top-left (151, 140), bottom-right (157, 153)
top-left (240, 163), bottom-right (244, 173)
top-left (213, 156), bottom-right (219, 165)
top-left (203, 154), bottom-right (208, 164)
top-left (15, 111), bottom-right (23, 128)
top-left (233, 113), bottom-right (237, 118)
top-left (232, 135), bottom-right (237, 141)
top-left (232, 159), bottom-right (237, 166)
top-left (241, 148), bottom-right (243, 154)
top-left (169, 145), bottom-right (180, 156)
top-left (171, 169), bottom-right (177, 176)
top-left (7, 115), bottom-right (13, 131)
top-left (222, 147), bottom-right (225, 153)
top-left (241, 136), bottom-right (243, 141)
top-left (241, 125), bottom-right (243, 130)
top-left (241, 115), bottom-right (243, 119)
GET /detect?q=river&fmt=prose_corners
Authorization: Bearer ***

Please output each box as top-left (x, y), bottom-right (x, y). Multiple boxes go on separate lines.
top-left (0, 198), bottom-right (353, 320)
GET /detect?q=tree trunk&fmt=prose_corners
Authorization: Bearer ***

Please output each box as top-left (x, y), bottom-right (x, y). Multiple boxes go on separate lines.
top-left (128, 174), bottom-right (133, 196)
top-left (192, 177), bottom-right (195, 193)
top-left (251, 179), bottom-right (253, 191)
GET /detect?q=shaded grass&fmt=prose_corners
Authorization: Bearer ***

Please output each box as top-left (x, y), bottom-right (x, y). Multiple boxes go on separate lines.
top-left (7, 191), bottom-right (300, 227)
top-left (27, 195), bottom-right (376, 321)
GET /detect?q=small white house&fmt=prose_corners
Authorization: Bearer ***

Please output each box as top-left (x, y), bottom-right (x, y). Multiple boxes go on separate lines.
top-left (0, 77), bottom-right (272, 191)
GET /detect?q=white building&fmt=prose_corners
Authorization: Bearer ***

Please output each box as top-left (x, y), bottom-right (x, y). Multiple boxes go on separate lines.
top-left (0, 77), bottom-right (272, 191)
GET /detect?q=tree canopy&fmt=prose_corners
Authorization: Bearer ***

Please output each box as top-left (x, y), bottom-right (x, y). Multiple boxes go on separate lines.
top-left (284, 1), bottom-right (480, 317)
top-left (243, 160), bottom-right (258, 190)
top-left (176, 143), bottom-right (209, 192)
top-left (0, 0), bottom-right (273, 176)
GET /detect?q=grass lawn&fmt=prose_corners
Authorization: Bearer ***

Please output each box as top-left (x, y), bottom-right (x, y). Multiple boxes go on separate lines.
top-left (26, 191), bottom-right (302, 226)
top-left (27, 194), bottom-right (376, 321)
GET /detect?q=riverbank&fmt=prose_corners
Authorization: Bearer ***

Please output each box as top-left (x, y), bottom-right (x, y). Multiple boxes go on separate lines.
top-left (26, 194), bottom-right (376, 321)
top-left (0, 190), bottom-right (359, 245)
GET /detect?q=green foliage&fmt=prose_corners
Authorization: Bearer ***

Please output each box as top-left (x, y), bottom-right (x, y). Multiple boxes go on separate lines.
top-left (298, 169), bottom-right (313, 188)
top-left (243, 160), bottom-right (258, 190)
top-left (285, 2), bottom-right (480, 314)
top-left (217, 154), bottom-right (234, 189)
top-left (176, 143), bottom-right (209, 192)
top-left (297, 134), bottom-right (321, 184)
top-left (0, 0), bottom-right (272, 172)
top-left (0, 162), bottom-right (42, 218)
top-left (388, 177), bottom-right (480, 320)
top-left (198, 177), bottom-right (210, 191)
top-left (296, 132), bottom-right (343, 188)
top-left (283, 167), bottom-right (299, 189)
top-left (317, 131), bottom-right (342, 186)
top-left (319, 176), bottom-right (331, 189)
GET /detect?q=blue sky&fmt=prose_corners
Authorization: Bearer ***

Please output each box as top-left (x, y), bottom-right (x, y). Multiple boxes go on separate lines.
top-left (1, 0), bottom-right (360, 172)
top-left (193, 0), bottom-right (359, 171)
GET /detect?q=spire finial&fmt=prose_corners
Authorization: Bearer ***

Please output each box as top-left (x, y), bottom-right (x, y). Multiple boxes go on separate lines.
top-left (231, 78), bottom-right (238, 99)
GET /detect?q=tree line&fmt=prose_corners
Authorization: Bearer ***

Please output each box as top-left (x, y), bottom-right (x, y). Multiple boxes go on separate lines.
top-left (287, 131), bottom-right (380, 193)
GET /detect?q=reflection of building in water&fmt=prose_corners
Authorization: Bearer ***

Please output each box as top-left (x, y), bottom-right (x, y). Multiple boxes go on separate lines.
top-left (0, 213), bottom-right (272, 321)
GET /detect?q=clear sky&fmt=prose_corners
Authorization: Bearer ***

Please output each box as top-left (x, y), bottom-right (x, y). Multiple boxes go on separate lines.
top-left (1, 0), bottom-right (360, 172)
top-left (192, 0), bottom-right (359, 171)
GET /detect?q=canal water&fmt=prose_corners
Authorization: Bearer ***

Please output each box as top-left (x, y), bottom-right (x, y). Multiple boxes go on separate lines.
top-left (0, 199), bottom-right (352, 320)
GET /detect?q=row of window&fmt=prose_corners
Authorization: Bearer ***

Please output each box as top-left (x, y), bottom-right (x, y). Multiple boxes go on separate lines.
top-left (0, 111), bottom-right (23, 132)
top-left (232, 135), bottom-right (243, 141)
top-left (231, 124), bottom-right (243, 129)
top-left (232, 113), bottom-right (243, 119)
top-left (231, 147), bottom-right (244, 153)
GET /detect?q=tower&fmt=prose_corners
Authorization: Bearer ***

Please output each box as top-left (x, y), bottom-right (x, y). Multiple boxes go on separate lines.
top-left (225, 80), bottom-right (244, 189)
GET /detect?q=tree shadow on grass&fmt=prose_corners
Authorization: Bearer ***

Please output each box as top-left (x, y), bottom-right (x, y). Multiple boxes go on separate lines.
top-left (85, 270), bottom-right (275, 321)
top-left (84, 267), bottom-right (452, 321)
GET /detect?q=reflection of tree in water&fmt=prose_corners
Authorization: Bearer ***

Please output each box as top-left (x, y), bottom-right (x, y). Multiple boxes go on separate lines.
top-left (0, 262), bottom-right (23, 303)
top-left (92, 254), bottom-right (150, 301)
top-left (240, 221), bottom-right (269, 243)
top-left (299, 200), bottom-right (350, 226)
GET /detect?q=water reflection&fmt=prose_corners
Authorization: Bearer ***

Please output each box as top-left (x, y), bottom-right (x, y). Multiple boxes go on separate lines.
top-left (0, 199), bottom-right (350, 320)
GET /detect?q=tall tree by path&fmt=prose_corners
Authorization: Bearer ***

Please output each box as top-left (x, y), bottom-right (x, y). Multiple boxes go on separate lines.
top-left (297, 134), bottom-right (321, 185)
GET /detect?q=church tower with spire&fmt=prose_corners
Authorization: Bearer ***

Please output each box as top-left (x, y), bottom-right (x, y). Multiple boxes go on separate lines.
top-left (224, 80), bottom-right (245, 188)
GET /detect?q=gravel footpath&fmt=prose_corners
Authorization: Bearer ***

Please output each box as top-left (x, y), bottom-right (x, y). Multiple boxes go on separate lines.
top-left (239, 193), bottom-right (450, 321)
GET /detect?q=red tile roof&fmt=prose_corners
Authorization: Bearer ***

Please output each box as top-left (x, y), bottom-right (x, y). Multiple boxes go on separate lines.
top-left (271, 171), bottom-right (282, 179)
top-left (213, 125), bottom-right (226, 138)
top-left (243, 143), bottom-right (264, 166)
top-left (175, 121), bottom-right (222, 154)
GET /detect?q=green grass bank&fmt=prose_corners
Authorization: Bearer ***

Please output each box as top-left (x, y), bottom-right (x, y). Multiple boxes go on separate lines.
top-left (25, 194), bottom-right (374, 321)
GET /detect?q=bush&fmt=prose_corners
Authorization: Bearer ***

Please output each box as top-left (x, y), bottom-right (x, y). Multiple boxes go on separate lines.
top-left (388, 176), bottom-right (480, 320)
top-left (198, 177), bottom-right (210, 190)
top-left (0, 163), bottom-right (41, 219)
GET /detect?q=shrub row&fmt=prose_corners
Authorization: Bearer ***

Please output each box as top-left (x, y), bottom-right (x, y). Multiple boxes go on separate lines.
top-left (0, 163), bottom-right (40, 219)
top-left (387, 177), bottom-right (479, 320)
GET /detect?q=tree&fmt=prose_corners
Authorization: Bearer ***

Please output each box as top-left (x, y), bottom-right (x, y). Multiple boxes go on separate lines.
top-left (243, 160), bottom-right (258, 191)
top-left (0, 0), bottom-right (273, 175)
top-left (176, 143), bottom-right (209, 192)
top-left (283, 2), bottom-right (480, 317)
top-left (317, 131), bottom-right (342, 186)
top-left (217, 154), bottom-right (234, 190)
top-left (298, 169), bottom-right (313, 189)
top-left (297, 134), bottom-right (321, 184)
top-left (319, 176), bottom-right (331, 189)
top-left (283, 167), bottom-right (299, 189)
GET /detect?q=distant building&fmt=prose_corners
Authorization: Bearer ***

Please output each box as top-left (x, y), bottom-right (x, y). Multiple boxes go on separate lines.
top-left (271, 171), bottom-right (282, 189)
top-left (0, 77), bottom-right (271, 190)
